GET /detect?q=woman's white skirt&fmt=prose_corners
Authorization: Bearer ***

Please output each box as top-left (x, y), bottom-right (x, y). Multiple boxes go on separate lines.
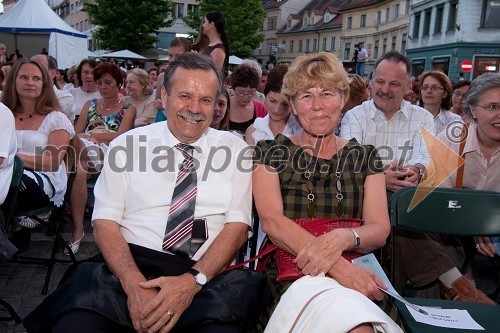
top-left (264, 275), bottom-right (403, 333)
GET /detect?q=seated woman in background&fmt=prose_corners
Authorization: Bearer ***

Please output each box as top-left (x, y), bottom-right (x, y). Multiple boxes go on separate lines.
top-left (210, 88), bottom-right (230, 131)
top-left (121, 68), bottom-right (156, 127)
top-left (245, 64), bottom-right (302, 146)
top-left (1, 59), bottom-right (74, 250)
top-left (416, 73), bottom-right (500, 305)
top-left (253, 52), bottom-right (402, 333)
top-left (228, 65), bottom-right (267, 137)
top-left (419, 70), bottom-right (462, 135)
top-left (69, 62), bottom-right (136, 255)
top-left (342, 74), bottom-right (369, 113)
top-left (450, 80), bottom-right (471, 122)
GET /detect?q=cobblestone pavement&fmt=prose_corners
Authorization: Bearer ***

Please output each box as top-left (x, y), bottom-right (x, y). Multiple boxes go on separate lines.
top-left (0, 218), bottom-right (98, 333)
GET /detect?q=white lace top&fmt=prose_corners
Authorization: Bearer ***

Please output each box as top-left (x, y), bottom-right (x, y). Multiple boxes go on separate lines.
top-left (16, 111), bottom-right (75, 207)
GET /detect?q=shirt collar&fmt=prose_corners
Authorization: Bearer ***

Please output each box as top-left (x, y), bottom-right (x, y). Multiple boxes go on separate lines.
top-left (160, 122), bottom-right (210, 157)
top-left (369, 99), bottom-right (410, 120)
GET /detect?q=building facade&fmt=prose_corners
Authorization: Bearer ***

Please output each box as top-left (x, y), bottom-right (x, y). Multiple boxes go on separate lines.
top-left (407, 0), bottom-right (500, 81)
top-left (254, 0), bottom-right (307, 66)
top-left (339, 0), bottom-right (411, 78)
top-left (274, 0), bottom-right (353, 66)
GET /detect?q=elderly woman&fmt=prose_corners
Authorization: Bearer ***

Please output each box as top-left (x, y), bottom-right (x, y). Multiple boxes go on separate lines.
top-left (245, 64), bottom-right (302, 146)
top-left (69, 62), bottom-right (136, 255)
top-left (122, 68), bottom-right (156, 127)
top-left (419, 70), bottom-right (462, 135)
top-left (228, 66), bottom-right (267, 136)
top-left (1, 59), bottom-right (74, 249)
top-left (253, 52), bottom-right (402, 332)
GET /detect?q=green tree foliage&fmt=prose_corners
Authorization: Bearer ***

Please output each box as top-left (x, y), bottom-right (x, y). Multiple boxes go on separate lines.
top-left (84, 0), bottom-right (173, 52)
top-left (183, 0), bottom-right (266, 58)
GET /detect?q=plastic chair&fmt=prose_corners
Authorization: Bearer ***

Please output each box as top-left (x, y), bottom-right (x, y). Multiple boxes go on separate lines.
top-left (5, 156), bottom-right (77, 295)
top-left (389, 186), bottom-right (500, 333)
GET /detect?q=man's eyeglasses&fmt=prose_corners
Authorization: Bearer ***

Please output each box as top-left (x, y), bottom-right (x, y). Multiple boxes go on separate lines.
top-left (475, 104), bottom-right (500, 111)
top-left (234, 89), bottom-right (256, 97)
top-left (420, 85), bottom-right (445, 92)
top-left (453, 91), bottom-right (467, 98)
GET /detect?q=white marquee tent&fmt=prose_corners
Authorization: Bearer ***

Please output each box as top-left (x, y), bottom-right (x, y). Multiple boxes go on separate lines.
top-left (0, 0), bottom-right (88, 69)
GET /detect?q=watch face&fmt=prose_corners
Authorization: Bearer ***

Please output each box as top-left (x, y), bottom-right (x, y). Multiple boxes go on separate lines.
top-left (196, 273), bottom-right (207, 285)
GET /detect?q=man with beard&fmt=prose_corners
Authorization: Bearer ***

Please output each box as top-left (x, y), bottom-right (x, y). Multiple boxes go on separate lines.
top-left (340, 51), bottom-right (494, 304)
top-left (24, 53), bottom-right (253, 333)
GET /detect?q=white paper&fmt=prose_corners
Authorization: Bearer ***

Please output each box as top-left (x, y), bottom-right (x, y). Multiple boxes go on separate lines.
top-left (352, 254), bottom-right (429, 315)
top-left (353, 254), bottom-right (485, 330)
top-left (406, 305), bottom-right (485, 330)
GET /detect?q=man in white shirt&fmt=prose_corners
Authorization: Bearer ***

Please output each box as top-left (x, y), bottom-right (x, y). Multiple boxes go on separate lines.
top-left (341, 50), bottom-right (433, 193)
top-left (31, 54), bottom-right (75, 121)
top-left (341, 51), bottom-right (493, 304)
top-left (24, 53), bottom-right (253, 333)
top-left (355, 42), bottom-right (368, 77)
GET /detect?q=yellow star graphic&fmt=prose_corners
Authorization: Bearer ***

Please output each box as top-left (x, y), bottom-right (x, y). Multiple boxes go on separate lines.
top-left (408, 126), bottom-right (465, 211)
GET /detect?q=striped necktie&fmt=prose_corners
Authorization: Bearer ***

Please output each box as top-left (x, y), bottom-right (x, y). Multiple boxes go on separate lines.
top-left (162, 143), bottom-right (197, 257)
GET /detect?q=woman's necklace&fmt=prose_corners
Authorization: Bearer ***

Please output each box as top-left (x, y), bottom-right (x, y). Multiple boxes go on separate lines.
top-left (100, 99), bottom-right (120, 113)
top-left (304, 137), bottom-right (345, 218)
top-left (14, 111), bottom-right (35, 121)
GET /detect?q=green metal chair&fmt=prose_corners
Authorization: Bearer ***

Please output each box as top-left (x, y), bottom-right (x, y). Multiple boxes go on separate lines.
top-left (389, 186), bottom-right (500, 333)
top-left (5, 156), bottom-right (77, 295)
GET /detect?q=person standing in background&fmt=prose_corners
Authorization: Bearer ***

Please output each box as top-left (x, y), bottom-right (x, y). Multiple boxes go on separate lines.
top-left (355, 42), bottom-right (368, 77)
top-left (202, 11), bottom-right (230, 77)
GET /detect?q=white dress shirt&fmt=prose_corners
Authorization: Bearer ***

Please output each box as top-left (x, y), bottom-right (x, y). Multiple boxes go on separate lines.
top-left (54, 85), bottom-right (75, 121)
top-left (340, 99), bottom-right (434, 167)
top-left (92, 122), bottom-right (253, 260)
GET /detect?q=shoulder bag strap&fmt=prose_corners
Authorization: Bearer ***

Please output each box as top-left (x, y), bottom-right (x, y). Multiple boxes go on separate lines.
top-left (456, 124), bottom-right (468, 188)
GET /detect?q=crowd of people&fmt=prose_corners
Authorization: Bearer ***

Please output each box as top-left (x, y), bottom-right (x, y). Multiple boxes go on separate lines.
top-left (0, 10), bottom-right (499, 333)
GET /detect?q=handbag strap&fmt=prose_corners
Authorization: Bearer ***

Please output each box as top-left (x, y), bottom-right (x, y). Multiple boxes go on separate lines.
top-left (225, 243), bottom-right (278, 271)
top-left (456, 124), bottom-right (468, 189)
top-left (288, 289), bottom-right (333, 333)
top-left (225, 218), bottom-right (362, 271)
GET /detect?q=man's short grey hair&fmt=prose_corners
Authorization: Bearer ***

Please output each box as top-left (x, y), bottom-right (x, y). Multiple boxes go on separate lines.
top-left (241, 59), bottom-right (262, 77)
top-left (463, 72), bottom-right (500, 121)
top-left (163, 52), bottom-right (223, 97)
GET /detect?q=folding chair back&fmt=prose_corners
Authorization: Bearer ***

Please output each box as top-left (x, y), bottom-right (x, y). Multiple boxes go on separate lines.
top-left (6, 156), bottom-right (77, 295)
top-left (390, 186), bottom-right (500, 236)
top-left (389, 186), bottom-right (500, 333)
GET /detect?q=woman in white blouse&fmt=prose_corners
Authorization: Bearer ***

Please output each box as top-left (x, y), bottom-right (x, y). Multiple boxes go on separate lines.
top-left (245, 64), bottom-right (302, 145)
top-left (1, 58), bottom-right (74, 249)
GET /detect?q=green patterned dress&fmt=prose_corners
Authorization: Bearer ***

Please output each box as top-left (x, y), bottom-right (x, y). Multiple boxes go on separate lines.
top-left (254, 134), bottom-right (383, 330)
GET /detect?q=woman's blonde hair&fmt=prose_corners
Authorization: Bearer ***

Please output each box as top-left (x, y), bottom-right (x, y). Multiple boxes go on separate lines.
top-left (282, 52), bottom-right (349, 106)
top-left (1, 58), bottom-right (61, 115)
top-left (128, 68), bottom-right (153, 96)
